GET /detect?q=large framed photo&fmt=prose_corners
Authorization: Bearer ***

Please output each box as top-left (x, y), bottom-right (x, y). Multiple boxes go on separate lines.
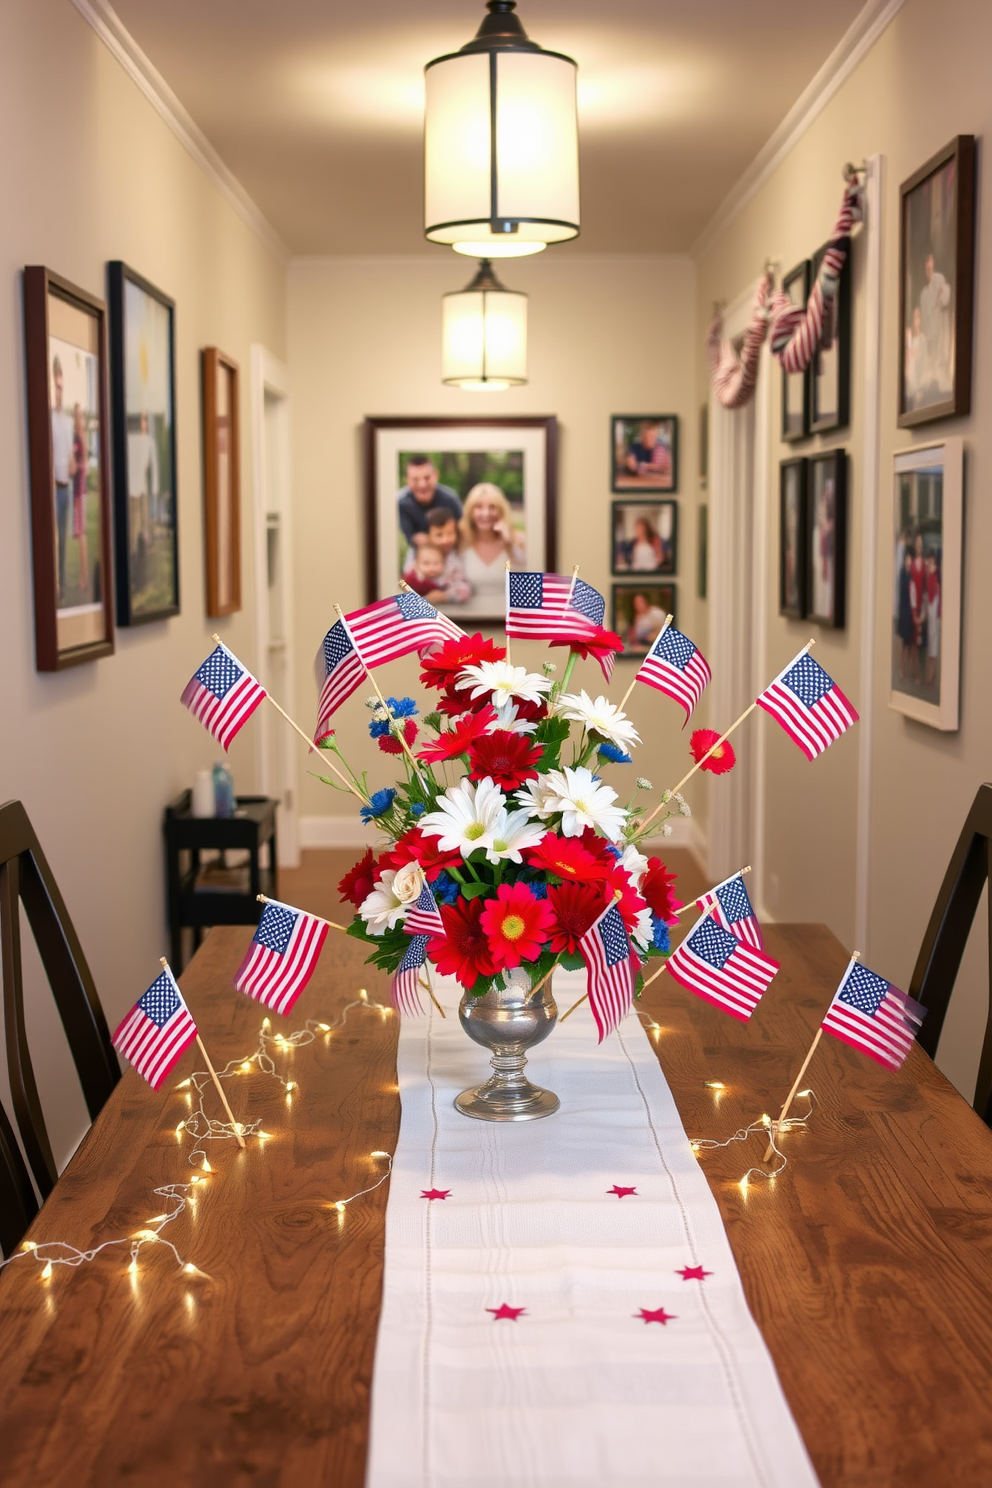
top-left (365, 416), bottom-right (557, 622)
top-left (899, 136), bottom-right (976, 427)
top-left (809, 243), bottom-right (850, 435)
top-left (23, 267), bottom-right (114, 670)
top-left (202, 348), bottom-right (241, 617)
top-left (806, 450), bottom-right (847, 629)
top-left (108, 262), bottom-right (178, 625)
top-left (779, 457), bottom-right (808, 619)
top-left (890, 439), bottom-right (963, 730)
top-left (611, 500), bottom-right (676, 576)
top-left (611, 582), bottom-right (675, 659)
top-left (781, 260), bottom-right (810, 442)
top-left (611, 415), bottom-right (677, 492)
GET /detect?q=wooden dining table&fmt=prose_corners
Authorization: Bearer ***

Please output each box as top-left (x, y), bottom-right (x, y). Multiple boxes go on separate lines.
top-left (2, 920), bottom-right (991, 1487)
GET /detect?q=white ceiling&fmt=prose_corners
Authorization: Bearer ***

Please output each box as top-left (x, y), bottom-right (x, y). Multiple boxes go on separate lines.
top-left (110, 0), bottom-right (866, 255)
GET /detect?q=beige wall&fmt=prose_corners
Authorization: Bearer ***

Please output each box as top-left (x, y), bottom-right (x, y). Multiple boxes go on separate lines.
top-left (286, 252), bottom-right (703, 854)
top-left (694, 0), bottom-right (991, 1100)
top-left (0, 0), bottom-right (286, 1164)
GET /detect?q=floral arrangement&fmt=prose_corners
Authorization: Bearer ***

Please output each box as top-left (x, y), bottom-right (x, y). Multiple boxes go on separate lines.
top-left (320, 634), bottom-right (726, 1004)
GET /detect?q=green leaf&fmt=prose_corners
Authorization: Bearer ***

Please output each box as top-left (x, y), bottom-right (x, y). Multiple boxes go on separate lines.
top-left (460, 880), bottom-right (491, 900)
top-left (422, 711), bottom-right (442, 732)
top-left (535, 716), bottom-right (570, 746)
top-left (560, 951), bottom-right (585, 972)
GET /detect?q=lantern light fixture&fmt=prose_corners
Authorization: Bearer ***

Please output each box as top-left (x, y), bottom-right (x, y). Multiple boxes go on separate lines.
top-left (441, 259), bottom-right (527, 391)
top-left (424, 0), bottom-right (580, 259)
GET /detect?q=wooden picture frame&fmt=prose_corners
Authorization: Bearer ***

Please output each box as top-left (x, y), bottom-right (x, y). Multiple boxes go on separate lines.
top-left (202, 348), bottom-right (241, 617)
top-left (806, 450), bottom-right (847, 629)
top-left (779, 457), bottom-right (808, 619)
top-left (610, 582), bottom-right (676, 659)
top-left (23, 266), bottom-right (115, 670)
top-left (364, 416), bottom-right (557, 621)
top-left (899, 135), bottom-right (976, 428)
top-left (108, 262), bottom-right (179, 625)
top-left (611, 499), bottom-right (676, 576)
top-left (610, 414), bottom-right (678, 492)
top-left (698, 403), bottom-right (708, 490)
top-left (890, 439), bottom-right (963, 731)
top-left (781, 260), bottom-right (811, 442)
top-left (809, 242), bottom-right (851, 435)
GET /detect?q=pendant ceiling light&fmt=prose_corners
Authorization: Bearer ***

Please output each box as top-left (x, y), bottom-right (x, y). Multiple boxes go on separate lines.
top-left (424, 0), bottom-right (579, 259)
top-left (442, 260), bottom-right (527, 390)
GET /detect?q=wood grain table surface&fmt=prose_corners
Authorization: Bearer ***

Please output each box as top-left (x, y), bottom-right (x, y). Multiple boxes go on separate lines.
top-left (2, 919), bottom-right (991, 1488)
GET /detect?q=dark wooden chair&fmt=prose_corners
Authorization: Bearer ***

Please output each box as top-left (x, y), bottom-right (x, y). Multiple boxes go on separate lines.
top-left (0, 799), bottom-right (120, 1200)
top-left (910, 783), bottom-right (992, 1125)
top-left (0, 1099), bottom-right (38, 1258)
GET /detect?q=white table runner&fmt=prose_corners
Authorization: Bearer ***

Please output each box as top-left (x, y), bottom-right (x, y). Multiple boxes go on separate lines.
top-left (366, 970), bottom-right (819, 1488)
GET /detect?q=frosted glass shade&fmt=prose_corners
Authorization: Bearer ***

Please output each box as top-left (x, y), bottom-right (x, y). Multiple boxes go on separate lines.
top-left (442, 271), bottom-right (528, 390)
top-left (425, 34), bottom-right (579, 253)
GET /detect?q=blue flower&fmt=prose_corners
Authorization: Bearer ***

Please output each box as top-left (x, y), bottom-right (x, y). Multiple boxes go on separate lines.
top-left (432, 871), bottom-right (461, 905)
top-left (360, 788), bottom-right (397, 823)
top-left (368, 718), bottom-right (391, 738)
top-left (410, 802), bottom-right (426, 818)
top-left (597, 742), bottom-right (633, 764)
top-left (650, 915), bottom-right (671, 953)
top-left (529, 881), bottom-right (549, 899)
top-left (387, 696), bottom-right (418, 718)
top-left (604, 843), bottom-right (622, 860)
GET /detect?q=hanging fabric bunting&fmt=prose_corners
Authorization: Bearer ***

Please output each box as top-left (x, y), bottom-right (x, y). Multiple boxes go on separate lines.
top-left (706, 270), bottom-right (774, 410)
top-left (768, 172), bottom-right (865, 374)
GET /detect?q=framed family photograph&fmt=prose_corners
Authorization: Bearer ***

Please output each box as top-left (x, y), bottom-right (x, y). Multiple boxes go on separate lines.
top-left (899, 135), bottom-right (975, 427)
top-left (611, 582), bottom-right (676, 659)
top-left (806, 450), bottom-right (847, 629)
top-left (364, 416), bottom-right (557, 622)
top-left (781, 260), bottom-right (810, 442)
top-left (23, 266), bottom-right (114, 670)
top-left (108, 262), bottom-right (178, 625)
top-left (202, 347), bottom-right (241, 618)
top-left (610, 415), bottom-right (677, 492)
top-left (779, 457), bottom-right (808, 620)
top-left (891, 439), bottom-right (963, 731)
top-left (809, 243), bottom-right (851, 435)
top-left (611, 500), bottom-right (676, 576)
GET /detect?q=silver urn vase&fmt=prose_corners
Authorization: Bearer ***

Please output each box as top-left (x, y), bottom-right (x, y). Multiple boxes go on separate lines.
top-left (454, 966), bottom-right (560, 1121)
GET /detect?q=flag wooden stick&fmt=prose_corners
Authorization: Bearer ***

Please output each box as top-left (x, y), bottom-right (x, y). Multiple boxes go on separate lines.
top-left (332, 605), bottom-right (428, 786)
top-left (418, 965), bottom-right (446, 1018)
top-left (531, 958), bottom-right (562, 1000)
top-left (558, 988), bottom-right (588, 1022)
top-left (208, 634), bottom-right (370, 808)
top-left (160, 958), bottom-right (246, 1148)
top-left (504, 560), bottom-right (512, 665)
top-left (618, 615), bottom-right (672, 711)
top-left (565, 563), bottom-right (580, 606)
top-left (256, 893), bottom-right (349, 933)
top-left (641, 961), bottom-right (668, 992)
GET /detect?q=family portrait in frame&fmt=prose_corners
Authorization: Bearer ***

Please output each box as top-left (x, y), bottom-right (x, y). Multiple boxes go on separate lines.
top-left (807, 449), bottom-right (846, 629)
top-left (610, 415), bottom-right (678, 492)
top-left (202, 347), bottom-right (241, 619)
top-left (611, 500), bottom-right (676, 576)
top-left (611, 582), bottom-right (676, 658)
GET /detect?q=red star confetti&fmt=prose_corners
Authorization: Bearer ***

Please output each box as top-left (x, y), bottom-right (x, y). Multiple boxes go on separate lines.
top-left (487, 1304), bottom-right (526, 1321)
top-left (607, 1185), bottom-right (638, 1198)
top-left (636, 1307), bottom-right (677, 1325)
top-left (421, 1189), bottom-right (451, 1201)
top-left (677, 1265), bottom-right (712, 1281)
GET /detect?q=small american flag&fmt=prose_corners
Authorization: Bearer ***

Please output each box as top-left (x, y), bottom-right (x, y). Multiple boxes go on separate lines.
top-left (756, 649), bottom-right (859, 761)
top-left (695, 871), bottom-right (764, 950)
top-left (314, 620), bottom-right (367, 739)
top-left (579, 903), bottom-right (636, 1042)
top-left (181, 642), bottom-right (267, 751)
top-left (235, 899), bottom-right (329, 1016)
top-left (635, 624), bottom-right (711, 722)
top-left (506, 571), bottom-right (616, 680)
top-left (821, 959), bottom-right (925, 1071)
top-left (404, 882), bottom-right (445, 937)
top-left (392, 934), bottom-right (429, 1017)
top-left (666, 914), bottom-right (779, 1022)
top-left (112, 967), bottom-right (197, 1090)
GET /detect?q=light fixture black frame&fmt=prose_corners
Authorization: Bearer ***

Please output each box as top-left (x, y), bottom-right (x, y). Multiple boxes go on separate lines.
top-left (441, 259), bottom-right (527, 388)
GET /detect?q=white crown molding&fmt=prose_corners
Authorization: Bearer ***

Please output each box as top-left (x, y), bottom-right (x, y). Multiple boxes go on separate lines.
top-left (68, 0), bottom-right (290, 265)
top-left (693, 0), bottom-right (906, 258)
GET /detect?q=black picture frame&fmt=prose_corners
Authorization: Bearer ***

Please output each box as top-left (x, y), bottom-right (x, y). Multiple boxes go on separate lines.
top-left (898, 135), bottom-right (976, 428)
top-left (610, 582), bottom-right (676, 659)
top-left (610, 499), bottom-right (677, 576)
top-left (808, 244), bottom-right (851, 435)
top-left (806, 450), bottom-right (847, 629)
top-left (108, 262), bottom-right (179, 625)
top-left (779, 457), bottom-right (808, 619)
top-left (698, 403), bottom-right (708, 490)
top-left (781, 260), bottom-right (811, 442)
top-left (610, 414), bottom-right (678, 493)
top-left (697, 504), bottom-right (708, 600)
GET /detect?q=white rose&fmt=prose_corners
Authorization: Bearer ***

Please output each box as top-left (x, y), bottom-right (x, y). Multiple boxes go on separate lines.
top-left (392, 861), bottom-right (426, 904)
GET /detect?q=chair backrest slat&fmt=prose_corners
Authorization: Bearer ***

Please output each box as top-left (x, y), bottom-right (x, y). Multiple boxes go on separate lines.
top-left (0, 1099), bottom-right (37, 1259)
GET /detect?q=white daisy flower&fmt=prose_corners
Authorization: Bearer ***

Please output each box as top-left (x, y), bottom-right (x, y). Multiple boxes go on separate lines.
top-left (484, 809), bottom-right (547, 865)
top-left (358, 871), bottom-right (408, 934)
top-left (457, 660), bottom-right (552, 711)
top-left (631, 906), bottom-right (655, 953)
top-left (513, 771), bottom-right (566, 820)
top-left (619, 844), bottom-right (649, 887)
top-left (486, 699), bottom-right (539, 736)
top-left (558, 690), bottom-right (640, 752)
top-left (540, 766), bottom-right (629, 841)
top-left (418, 776), bottom-right (506, 857)
top-left (391, 861), bottom-right (426, 904)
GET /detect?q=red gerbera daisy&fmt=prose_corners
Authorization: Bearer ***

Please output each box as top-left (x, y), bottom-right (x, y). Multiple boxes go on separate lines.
top-left (338, 847), bottom-right (377, 907)
top-left (467, 730), bottom-right (542, 789)
top-left (640, 858), bottom-right (681, 924)
top-left (420, 633), bottom-right (506, 693)
top-left (417, 706), bottom-right (496, 763)
top-left (549, 624), bottom-right (625, 667)
top-left (546, 881), bottom-right (606, 954)
top-left (575, 827), bottom-right (620, 870)
top-left (428, 898), bottom-right (497, 989)
top-left (510, 696), bottom-right (549, 724)
top-left (479, 883), bottom-right (555, 970)
top-left (524, 832), bottom-right (612, 882)
top-left (689, 729), bottom-right (736, 775)
top-left (606, 865), bottom-right (650, 936)
top-left (378, 718), bottom-right (418, 754)
top-left (379, 827), bottom-right (462, 881)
